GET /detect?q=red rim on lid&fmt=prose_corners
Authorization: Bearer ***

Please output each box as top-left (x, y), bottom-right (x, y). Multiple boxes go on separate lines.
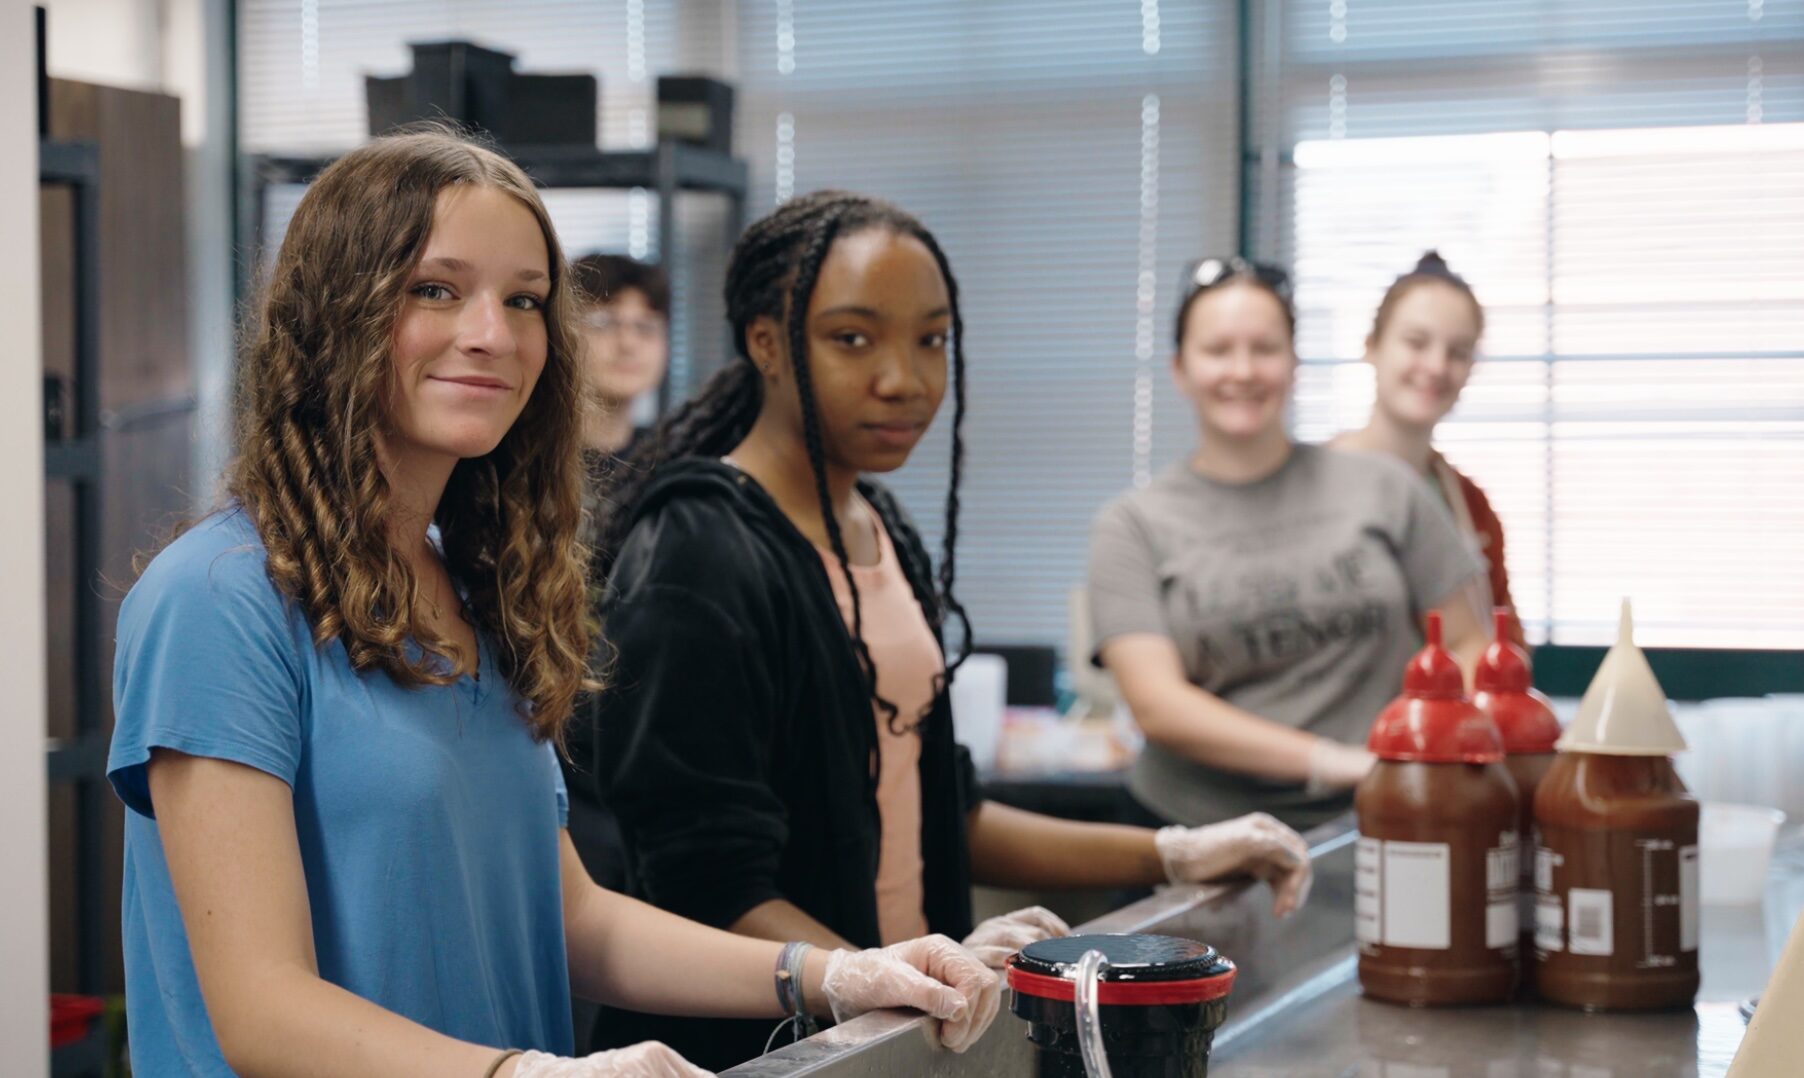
top-left (1366, 611), bottom-right (1504, 764)
top-left (1007, 934), bottom-right (1238, 1006)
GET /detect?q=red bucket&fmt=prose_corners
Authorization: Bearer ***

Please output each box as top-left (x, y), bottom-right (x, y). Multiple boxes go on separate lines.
top-left (51, 994), bottom-right (105, 1049)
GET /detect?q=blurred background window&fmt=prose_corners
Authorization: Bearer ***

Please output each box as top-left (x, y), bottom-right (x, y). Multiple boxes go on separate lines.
top-left (1247, 0), bottom-right (1804, 647)
top-left (233, 0), bottom-right (1804, 652)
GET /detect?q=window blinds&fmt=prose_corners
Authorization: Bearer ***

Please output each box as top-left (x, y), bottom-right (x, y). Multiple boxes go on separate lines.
top-left (1248, 0), bottom-right (1804, 647)
top-left (731, 0), bottom-right (1241, 647)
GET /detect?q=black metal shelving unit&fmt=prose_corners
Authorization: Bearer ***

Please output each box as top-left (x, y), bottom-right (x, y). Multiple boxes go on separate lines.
top-left (239, 140), bottom-right (750, 408)
top-left (42, 135), bottom-right (109, 1078)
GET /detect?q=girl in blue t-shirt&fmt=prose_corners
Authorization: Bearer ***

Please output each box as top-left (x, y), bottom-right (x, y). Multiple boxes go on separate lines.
top-left (108, 129), bottom-right (998, 1078)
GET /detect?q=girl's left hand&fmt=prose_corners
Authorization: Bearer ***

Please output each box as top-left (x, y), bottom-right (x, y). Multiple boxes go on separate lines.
top-left (960, 905), bottom-right (1071, 969)
top-left (821, 935), bottom-right (1001, 1053)
top-left (1154, 814), bottom-right (1313, 917)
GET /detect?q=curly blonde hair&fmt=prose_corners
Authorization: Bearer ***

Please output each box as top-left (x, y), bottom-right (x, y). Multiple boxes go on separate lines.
top-left (225, 128), bottom-right (594, 741)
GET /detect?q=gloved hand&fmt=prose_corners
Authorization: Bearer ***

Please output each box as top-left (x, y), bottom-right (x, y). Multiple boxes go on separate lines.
top-left (509, 1042), bottom-right (712, 1077)
top-left (1306, 738), bottom-right (1376, 796)
top-left (960, 905), bottom-right (1071, 968)
top-left (822, 934), bottom-right (1001, 1053)
top-left (1153, 813), bottom-right (1313, 917)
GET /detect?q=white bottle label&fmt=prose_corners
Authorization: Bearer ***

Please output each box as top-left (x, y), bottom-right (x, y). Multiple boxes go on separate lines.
top-left (1680, 844), bottom-right (1700, 952)
top-left (1486, 831), bottom-right (1519, 950)
top-left (1355, 836), bottom-right (1382, 945)
top-left (1535, 895), bottom-right (1565, 952)
top-left (1535, 844), bottom-right (1558, 893)
top-left (1569, 887), bottom-right (1615, 956)
top-left (1487, 832), bottom-right (1518, 892)
top-left (1487, 901), bottom-right (1518, 951)
top-left (1382, 840), bottom-right (1452, 950)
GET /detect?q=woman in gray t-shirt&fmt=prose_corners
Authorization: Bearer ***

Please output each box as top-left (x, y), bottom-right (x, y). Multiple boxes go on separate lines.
top-left (1087, 259), bottom-right (1489, 832)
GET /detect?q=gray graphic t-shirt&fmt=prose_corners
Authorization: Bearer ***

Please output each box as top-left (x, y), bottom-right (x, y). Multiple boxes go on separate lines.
top-left (1087, 444), bottom-right (1482, 830)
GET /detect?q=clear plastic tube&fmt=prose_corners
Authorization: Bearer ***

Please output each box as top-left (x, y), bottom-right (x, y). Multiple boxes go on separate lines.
top-left (1074, 948), bottom-right (1114, 1078)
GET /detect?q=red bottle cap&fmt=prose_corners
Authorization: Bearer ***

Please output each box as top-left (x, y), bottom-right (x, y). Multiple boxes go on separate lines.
top-left (1367, 611), bottom-right (1504, 764)
top-left (1472, 608), bottom-right (1561, 755)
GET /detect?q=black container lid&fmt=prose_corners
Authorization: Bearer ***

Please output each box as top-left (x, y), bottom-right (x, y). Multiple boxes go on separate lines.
top-left (1009, 934), bottom-right (1237, 1005)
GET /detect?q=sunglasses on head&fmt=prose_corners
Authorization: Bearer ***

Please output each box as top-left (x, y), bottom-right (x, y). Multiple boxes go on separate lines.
top-left (1180, 257), bottom-right (1293, 303)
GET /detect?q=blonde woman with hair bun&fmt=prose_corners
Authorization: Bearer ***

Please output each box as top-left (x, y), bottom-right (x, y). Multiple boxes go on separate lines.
top-left (1331, 251), bottom-right (1522, 646)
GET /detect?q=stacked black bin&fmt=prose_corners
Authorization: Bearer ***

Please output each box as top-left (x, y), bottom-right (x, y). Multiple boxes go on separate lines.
top-left (367, 41), bottom-right (597, 149)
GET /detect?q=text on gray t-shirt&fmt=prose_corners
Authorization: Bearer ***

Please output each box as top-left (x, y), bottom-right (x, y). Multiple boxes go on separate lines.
top-left (1087, 444), bottom-right (1483, 829)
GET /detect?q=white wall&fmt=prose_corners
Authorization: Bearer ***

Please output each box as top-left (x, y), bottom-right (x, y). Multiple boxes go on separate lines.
top-left (42, 0), bottom-right (165, 92)
top-left (1, 0), bottom-right (50, 1070)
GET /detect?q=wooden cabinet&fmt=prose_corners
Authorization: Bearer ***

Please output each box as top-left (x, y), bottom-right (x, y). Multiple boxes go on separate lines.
top-left (42, 76), bottom-right (192, 996)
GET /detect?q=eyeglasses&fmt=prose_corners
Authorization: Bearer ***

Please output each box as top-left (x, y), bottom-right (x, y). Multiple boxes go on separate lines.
top-left (1180, 257), bottom-right (1293, 304)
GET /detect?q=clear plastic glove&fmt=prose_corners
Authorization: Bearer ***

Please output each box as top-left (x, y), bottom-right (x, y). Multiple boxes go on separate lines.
top-left (961, 905), bottom-right (1071, 969)
top-left (1153, 813), bottom-right (1313, 917)
top-left (1306, 738), bottom-right (1376, 796)
top-left (822, 934), bottom-right (1001, 1053)
top-left (510, 1042), bottom-right (712, 1077)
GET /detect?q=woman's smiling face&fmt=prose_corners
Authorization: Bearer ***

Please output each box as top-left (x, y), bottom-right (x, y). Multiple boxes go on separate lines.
top-left (1366, 280), bottom-right (1481, 430)
top-left (386, 184), bottom-right (551, 468)
top-left (1172, 282), bottom-right (1297, 443)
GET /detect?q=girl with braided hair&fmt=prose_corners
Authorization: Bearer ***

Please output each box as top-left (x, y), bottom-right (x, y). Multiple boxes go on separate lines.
top-left (106, 134), bottom-right (997, 1078)
top-left (588, 191), bottom-right (1313, 1070)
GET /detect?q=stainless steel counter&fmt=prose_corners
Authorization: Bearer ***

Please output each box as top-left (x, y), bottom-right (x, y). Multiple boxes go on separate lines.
top-left (1208, 956), bottom-right (1749, 1077)
top-left (725, 818), bottom-right (1801, 1077)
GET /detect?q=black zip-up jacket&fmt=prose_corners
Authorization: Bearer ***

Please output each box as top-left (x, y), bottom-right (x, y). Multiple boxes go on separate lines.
top-left (589, 458), bottom-right (979, 1069)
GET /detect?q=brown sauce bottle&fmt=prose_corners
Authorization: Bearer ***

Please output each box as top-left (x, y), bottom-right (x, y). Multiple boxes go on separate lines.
top-left (1470, 608), bottom-right (1562, 961)
top-left (1356, 613), bottom-right (1520, 1006)
top-left (1531, 600), bottom-right (1698, 1010)
top-left (1533, 753), bottom-right (1699, 1010)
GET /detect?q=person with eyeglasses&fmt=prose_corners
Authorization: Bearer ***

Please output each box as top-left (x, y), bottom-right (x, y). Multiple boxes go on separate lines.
top-left (1329, 252), bottom-right (1524, 647)
top-left (1086, 257), bottom-right (1492, 833)
top-left (563, 255), bottom-right (672, 904)
top-left (572, 254), bottom-right (671, 460)
top-left (560, 257), bottom-right (675, 1056)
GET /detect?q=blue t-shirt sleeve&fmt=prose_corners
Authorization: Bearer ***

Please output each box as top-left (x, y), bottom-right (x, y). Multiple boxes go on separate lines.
top-left (547, 743), bottom-right (568, 828)
top-left (108, 524), bottom-right (306, 819)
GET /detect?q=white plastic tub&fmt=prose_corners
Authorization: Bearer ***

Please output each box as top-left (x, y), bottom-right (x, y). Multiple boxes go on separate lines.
top-left (1700, 802), bottom-right (1787, 905)
top-left (950, 653), bottom-right (1007, 772)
